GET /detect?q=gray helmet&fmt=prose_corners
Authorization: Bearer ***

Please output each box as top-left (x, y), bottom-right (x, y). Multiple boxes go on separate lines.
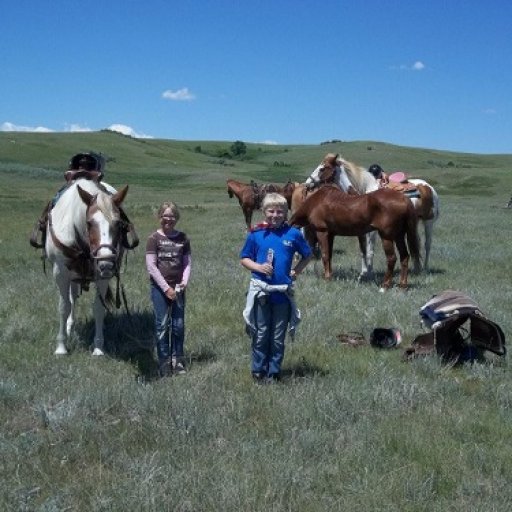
top-left (69, 152), bottom-right (105, 176)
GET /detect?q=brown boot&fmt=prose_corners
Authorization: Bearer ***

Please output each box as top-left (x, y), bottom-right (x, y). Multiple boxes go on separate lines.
top-left (30, 201), bottom-right (51, 249)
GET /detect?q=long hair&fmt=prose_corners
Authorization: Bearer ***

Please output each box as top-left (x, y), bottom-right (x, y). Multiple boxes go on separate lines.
top-left (341, 158), bottom-right (378, 193)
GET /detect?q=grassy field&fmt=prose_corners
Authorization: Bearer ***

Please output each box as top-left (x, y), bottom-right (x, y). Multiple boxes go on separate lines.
top-left (2, 131), bottom-right (512, 511)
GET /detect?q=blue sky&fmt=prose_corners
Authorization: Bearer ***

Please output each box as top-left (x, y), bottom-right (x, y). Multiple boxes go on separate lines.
top-left (1, 1), bottom-right (511, 154)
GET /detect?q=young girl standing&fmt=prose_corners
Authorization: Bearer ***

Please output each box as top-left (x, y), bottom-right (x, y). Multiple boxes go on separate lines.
top-left (146, 202), bottom-right (191, 377)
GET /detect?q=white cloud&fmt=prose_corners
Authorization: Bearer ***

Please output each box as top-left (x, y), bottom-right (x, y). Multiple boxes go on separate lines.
top-left (390, 61), bottom-right (426, 71)
top-left (258, 140), bottom-right (278, 145)
top-left (107, 123), bottom-right (153, 138)
top-left (162, 87), bottom-right (196, 101)
top-left (2, 121), bottom-right (152, 138)
top-left (1, 121), bottom-right (53, 132)
top-left (482, 108), bottom-right (496, 115)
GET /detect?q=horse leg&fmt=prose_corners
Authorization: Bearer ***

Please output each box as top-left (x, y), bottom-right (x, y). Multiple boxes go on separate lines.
top-left (243, 206), bottom-right (252, 230)
top-left (357, 235), bottom-right (368, 281)
top-left (358, 231), bottom-right (376, 281)
top-left (304, 226), bottom-right (320, 258)
top-left (366, 230), bottom-right (376, 275)
top-left (92, 280), bottom-right (109, 356)
top-left (422, 219), bottom-right (434, 271)
top-left (380, 238), bottom-right (397, 291)
top-left (316, 231), bottom-right (333, 279)
top-left (395, 234), bottom-right (410, 289)
top-left (53, 264), bottom-right (72, 355)
top-left (66, 281), bottom-right (80, 337)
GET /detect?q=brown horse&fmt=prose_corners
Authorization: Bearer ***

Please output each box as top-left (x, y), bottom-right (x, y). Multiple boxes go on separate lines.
top-left (227, 179), bottom-right (295, 229)
top-left (289, 185), bottom-right (420, 290)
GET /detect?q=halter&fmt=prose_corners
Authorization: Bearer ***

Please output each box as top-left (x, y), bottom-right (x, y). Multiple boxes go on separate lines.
top-left (317, 164), bottom-right (337, 184)
top-left (84, 195), bottom-right (124, 280)
top-left (308, 164), bottom-right (338, 189)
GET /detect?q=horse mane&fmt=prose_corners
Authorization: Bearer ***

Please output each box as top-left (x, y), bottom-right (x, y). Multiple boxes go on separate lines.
top-left (341, 159), bottom-right (367, 192)
top-left (95, 190), bottom-right (120, 224)
top-left (341, 158), bottom-right (378, 193)
top-left (51, 180), bottom-right (113, 243)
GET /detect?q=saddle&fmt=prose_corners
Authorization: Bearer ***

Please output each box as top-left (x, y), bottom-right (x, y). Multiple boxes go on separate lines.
top-left (386, 180), bottom-right (420, 198)
top-left (403, 290), bottom-right (506, 364)
top-left (251, 181), bottom-right (279, 209)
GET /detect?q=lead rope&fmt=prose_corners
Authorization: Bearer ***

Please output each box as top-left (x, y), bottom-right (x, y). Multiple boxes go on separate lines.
top-left (115, 251), bottom-right (133, 318)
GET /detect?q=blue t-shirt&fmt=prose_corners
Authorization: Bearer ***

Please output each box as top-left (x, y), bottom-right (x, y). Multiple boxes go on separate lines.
top-left (240, 224), bottom-right (312, 302)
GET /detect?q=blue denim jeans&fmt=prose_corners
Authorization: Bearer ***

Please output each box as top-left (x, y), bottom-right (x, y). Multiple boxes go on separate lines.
top-left (251, 296), bottom-right (290, 377)
top-left (150, 285), bottom-right (185, 366)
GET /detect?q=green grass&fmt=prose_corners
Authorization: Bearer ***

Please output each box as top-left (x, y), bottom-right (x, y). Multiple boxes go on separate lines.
top-left (2, 132), bottom-right (512, 510)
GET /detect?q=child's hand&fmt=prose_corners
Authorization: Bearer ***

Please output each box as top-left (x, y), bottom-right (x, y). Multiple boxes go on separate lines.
top-left (259, 263), bottom-right (274, 277)
top-left (165, 288), bottom-right (177, 300)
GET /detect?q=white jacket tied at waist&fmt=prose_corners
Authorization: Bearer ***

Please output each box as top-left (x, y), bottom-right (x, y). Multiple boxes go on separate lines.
top-left (243, 278), bottom-right (302, 340)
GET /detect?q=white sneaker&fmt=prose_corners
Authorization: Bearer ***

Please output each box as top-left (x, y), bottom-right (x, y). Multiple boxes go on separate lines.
top-left (172, 358), bottom-right (187, 375)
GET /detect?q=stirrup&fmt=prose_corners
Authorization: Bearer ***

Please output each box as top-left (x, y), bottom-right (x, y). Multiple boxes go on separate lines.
top-left (30, 224), bottom-right (46, 249)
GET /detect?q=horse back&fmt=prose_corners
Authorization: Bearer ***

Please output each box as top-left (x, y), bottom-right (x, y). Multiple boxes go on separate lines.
top-left (227, 180), bottom-right (254, 204)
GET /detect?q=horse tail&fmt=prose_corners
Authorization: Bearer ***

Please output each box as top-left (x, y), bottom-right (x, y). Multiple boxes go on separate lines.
top-left (405, 199), bottom-right (421, 271)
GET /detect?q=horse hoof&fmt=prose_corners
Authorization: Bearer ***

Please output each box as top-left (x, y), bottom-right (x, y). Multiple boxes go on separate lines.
top-left (92, 348), bottom-right (105, 356)
top-left (54, 347), bottom-right (68, 355)
top-left (379, 287), bottom-right (386, 293)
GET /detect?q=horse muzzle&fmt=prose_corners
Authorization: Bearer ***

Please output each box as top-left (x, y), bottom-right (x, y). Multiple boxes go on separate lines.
top-left (92, 244), bottom-right (118, 279)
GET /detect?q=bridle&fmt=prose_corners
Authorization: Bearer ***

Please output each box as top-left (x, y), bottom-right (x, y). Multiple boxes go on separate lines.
top-left (84, 198), bottom-right (124, 280)
top-left (48, 197), bottom-right (123, 285)
top-left (317, 164), bottom-right (337, 184)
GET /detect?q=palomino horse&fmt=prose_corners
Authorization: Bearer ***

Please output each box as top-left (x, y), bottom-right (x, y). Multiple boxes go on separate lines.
top-left (227, 179), bottom-right (295, 229)
top-left (45, 179), bottom-right (130, 355)
top-left (289, 185), bottom-right (420, 290)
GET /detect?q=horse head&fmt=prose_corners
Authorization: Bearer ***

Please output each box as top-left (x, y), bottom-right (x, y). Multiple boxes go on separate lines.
top-left (77, 184), bottom-right (128, 279)
top-left (317, 164), bottom-right (337, 185)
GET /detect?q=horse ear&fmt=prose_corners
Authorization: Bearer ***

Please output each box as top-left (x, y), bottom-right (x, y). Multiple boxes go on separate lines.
top-left (112, 185), bottom-right (129, 206)
top-left (76, 184), bottom-right (95, 206)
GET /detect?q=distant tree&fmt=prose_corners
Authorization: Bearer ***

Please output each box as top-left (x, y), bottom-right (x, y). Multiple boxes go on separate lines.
top-left (231, 140), bottom-right (247, 156)
top-left (194, 145), bottom-right (202, 153)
